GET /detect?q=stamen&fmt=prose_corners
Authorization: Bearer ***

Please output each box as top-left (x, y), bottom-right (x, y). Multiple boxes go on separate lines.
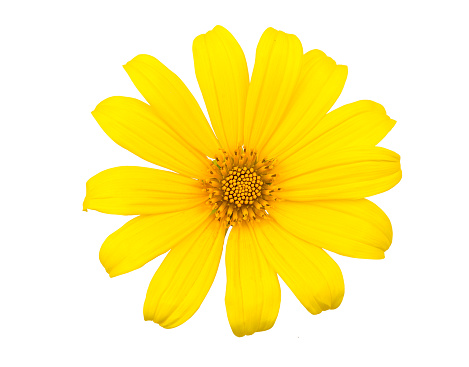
top-left (201, 147), bottom-right (281, 227)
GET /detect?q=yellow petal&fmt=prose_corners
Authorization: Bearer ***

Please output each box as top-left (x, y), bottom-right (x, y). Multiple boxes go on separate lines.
top-left (269, 199), bottom-right (392, 259)
top-left (225, 222), bottom-right (281, 337)
top-left (193, 26), bottom-right (249, 155)
top-left (276, 146), bottom-right (402, 201)
top-left (99, 205), bottom-right (211, 277)
top-left (244, 28), bottom-right (303, 155)
top-left (143, 217), bottom-right (225, 329)
top-left (92, 97), bottom-right (211, 178)
top-left (253, 219), bottom-right (344, 313)
top-left (83, 166), bottom-right (206, 215)
top-left (263, 50), bottom-right (348, 159)
top-left (124, 54), bottom-right (219, 157)
top-left (281, 100), bottom-right (395, 159)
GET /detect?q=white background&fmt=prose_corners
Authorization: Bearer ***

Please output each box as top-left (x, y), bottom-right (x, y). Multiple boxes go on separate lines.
top-left (1, 0), bottom-right (468, 366)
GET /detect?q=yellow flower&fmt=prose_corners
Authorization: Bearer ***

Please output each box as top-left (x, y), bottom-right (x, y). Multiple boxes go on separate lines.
top-left (84, 26), bottom-right (401, 337)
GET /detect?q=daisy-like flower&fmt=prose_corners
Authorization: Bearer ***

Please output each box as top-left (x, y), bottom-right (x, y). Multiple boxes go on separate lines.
top-left (84, 26), bottom-right (401, 337)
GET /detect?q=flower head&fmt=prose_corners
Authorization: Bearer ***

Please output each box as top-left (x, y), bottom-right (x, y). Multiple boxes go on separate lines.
top-left (84, 26), bottom-right (401, 336)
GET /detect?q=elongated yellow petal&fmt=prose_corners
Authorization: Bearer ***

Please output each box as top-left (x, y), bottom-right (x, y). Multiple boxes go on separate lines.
top-left (124, 54), bottom-right (219, 157)
top-left (225, 222), bottom-right (281, 337)
top-left (83, 166), bottom-right (206, 215)
top-left (276, 146), bottom-right (401, 201)
top-left (263, 50), bottom-right (348, 159)
top-left (193, 26), bottom-right (249, 155)
top-left (99, 205), bottom-right (211, 277)
top-left (244, 28), bottom-right (303, 155)
top-left (92, 97), bottom-right (211, 178)
top-left (269, 199), bottom-right (392, 259)
top-left (281, 100), bottom-right (395, 160)
top-left (253, 219), bottom-right (344, 313)
top-left (143, 217), bottom-right (225, 329)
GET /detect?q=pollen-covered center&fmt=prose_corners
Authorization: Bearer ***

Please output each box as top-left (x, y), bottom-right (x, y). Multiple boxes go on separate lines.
top-left (222, 167), bottom-right (261, 207)
top-left (201, 147), bottom-right (281, 226)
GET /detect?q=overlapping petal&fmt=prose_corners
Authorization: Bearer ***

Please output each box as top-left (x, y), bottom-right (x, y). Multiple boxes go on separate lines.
top-left (253, 219), bottom-right (344, 313)
top-left (143, 217), bottom-right (225, 328)
top-left (124, 54), bottom-right (219, 157)
top-left (263, 50), bottom-right (348, 159)
top-left (269, 199), bottom-right (393, 259)
top-left (92, 97), bottom-right (211, 178)
top-left (276, 146), bottom-right (401, 201)
top-left (244, 27), bottom-right (303, 155)
top-left (225, 222), bottom-right (281, 337)
top-left (99, 205), bottom-right (211, 277)
top-left (280, 100), bottom-right (396, 159)
top-left (83, 166), bottom-right (206, 215)
top-left (193, 26), bottom-right (249, 155)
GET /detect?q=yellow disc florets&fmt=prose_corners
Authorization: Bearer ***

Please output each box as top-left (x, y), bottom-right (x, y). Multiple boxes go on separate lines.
top-left (201, 147), bottom-right (281, 226)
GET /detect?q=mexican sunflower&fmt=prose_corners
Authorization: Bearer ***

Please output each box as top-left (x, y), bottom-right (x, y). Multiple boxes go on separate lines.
top-left (84, 26), bottom-right (401, 337)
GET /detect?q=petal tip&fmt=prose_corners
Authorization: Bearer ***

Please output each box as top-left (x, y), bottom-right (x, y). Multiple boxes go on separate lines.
top-left (82, 198), bottom-right (89, 212)
top-left (123, 54), bottom-right (156, 73)
top-left (213, 24), bottom-right (228, 32)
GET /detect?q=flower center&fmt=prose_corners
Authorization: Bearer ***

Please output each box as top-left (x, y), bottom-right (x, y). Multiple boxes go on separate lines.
top-left (202, 147), bottom-right (281, 226)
